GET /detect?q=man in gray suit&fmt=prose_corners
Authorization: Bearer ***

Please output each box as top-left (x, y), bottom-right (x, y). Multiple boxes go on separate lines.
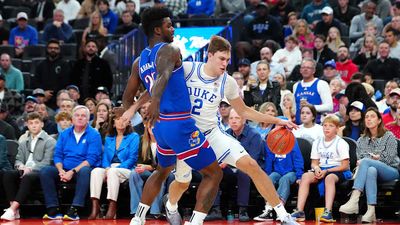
top-left (1, 112), bottom-right (56, 221)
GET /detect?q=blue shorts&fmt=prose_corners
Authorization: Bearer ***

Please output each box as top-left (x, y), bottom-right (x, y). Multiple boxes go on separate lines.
top-left (152, 112), bottom-right (216, 171)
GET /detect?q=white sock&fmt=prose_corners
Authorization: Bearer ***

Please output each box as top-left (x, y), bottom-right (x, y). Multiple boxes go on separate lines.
top-left (273, 202), bottom-right (289, 219)
top-left (135, 203), bottom-right (150, 221)
top-left (265, 202), bottom-right (273, 211)
top-left (166, 200), bottom-right (178, 213)
top-left (189, 211), bottom-right (207, 225)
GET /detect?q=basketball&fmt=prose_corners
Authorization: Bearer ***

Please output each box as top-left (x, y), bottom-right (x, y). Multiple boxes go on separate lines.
top-left (266, 127), bottom-right (295, 155)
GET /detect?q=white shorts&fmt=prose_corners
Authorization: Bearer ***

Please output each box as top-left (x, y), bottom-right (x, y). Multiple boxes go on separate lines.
top-left (174, 127), bottom-right (249, 183)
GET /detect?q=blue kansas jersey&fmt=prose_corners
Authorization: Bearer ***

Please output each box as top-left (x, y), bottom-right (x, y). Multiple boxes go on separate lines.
top-left (138, 42), bottom-right (191, 114)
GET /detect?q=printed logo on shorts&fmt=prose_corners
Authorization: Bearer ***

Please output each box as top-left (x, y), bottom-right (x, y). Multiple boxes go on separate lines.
top-left (189, 131), bottom-right (201, 147)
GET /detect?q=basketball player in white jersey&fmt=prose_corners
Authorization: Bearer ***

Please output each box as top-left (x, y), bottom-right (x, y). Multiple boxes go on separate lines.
top-left (161, 35), bottom-right (299, 225)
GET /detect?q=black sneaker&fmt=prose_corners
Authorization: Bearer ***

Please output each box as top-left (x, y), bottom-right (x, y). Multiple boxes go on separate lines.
top-left (63, 206), bottom-right (80, 221)
top-left (239, 207), bottom-right (250, 222)
top-left (204, 207), bottom-right (223, 221)
top-left (253, 208), bottom-right (274, 221)
top-left (43, 207), bottom-right (63, 220)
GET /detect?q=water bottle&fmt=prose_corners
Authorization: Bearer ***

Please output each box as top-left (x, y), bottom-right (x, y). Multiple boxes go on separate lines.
top-left (227, 209), bottom-right (234, 222)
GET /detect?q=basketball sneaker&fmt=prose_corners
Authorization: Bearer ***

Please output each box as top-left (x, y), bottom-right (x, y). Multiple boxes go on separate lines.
top-left (290, 209), bottom-right (305, 222)
top-left (253, 208), bottom-right (274, 221)
top-left (320, 208), bottom-right (336, 223)
top-left (130, 217), bottom-right (144, 225)
top-left (280, 213), bottom-right (300, 225)
top-left (163, 194), bottom-right (183, 225)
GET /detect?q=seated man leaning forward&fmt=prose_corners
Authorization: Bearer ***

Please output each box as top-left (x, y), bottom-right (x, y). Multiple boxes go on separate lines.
top-left (40, 105), bottom-right (102, 221)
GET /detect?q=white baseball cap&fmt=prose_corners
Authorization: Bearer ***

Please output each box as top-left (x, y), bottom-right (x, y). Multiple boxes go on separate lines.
top-left (321, 6), bottom-right (333, 15)
top-left (17, 12), bottom-right (28, 20)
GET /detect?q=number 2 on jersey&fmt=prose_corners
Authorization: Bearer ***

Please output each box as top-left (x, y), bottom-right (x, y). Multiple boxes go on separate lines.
top-left (191, 99), bottom-right (203, 115)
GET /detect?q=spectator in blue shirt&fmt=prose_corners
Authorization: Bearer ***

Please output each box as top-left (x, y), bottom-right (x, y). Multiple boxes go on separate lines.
top-left (9, 12), bottom-right (38, 57)
top-left (39, 105), bottom-right (102, 221)
top-left (301, 0), bottom-right (329, 29)
top-left (254, 116), bottom-right (304, 221)
top-left (206, 108), bottom-right (265, 222)
top-left (42, 9), bottom-right (73, 43)
top-left (97, 0), bottom-right (118, 34)
top-left (187, 0), bottom-right (215, 17)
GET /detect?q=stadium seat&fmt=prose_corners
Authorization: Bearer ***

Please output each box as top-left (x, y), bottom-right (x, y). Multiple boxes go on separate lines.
top-left (6, 139), bottom-right (18, 168)
top-left (61, 43), bottom-right (77, 60)
top-left (22, 45), bottom-right (46, 59)
top-left (296, 137), bottom-right (312, 171)
top-left (22, 72), bottom-right (32, 90)
top-left (72, 18), bottom-right (90, 30)
top-left (342, 137), bottom-right (358, 171)
top-left (2, 6), bottom-right (17, 20)
top-left (11, 58), bottom-right (22, 71)
top-left (0, 45), bottom-right (15, 58)
top-left (30, 57), bottom-right (46, 74)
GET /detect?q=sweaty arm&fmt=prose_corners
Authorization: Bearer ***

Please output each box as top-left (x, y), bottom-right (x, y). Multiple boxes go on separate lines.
top-left (146, 44), bottom-right (182, 125)
top-left (121, 58), bottom-right (151, 122)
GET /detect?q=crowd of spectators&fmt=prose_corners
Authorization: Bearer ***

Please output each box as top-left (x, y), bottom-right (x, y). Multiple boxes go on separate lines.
top-left (1, 0), bottom-right (400, 223)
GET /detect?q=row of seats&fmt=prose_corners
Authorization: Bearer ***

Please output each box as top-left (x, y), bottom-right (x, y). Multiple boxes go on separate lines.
top-left (2, 137), bottom-right (399, 219)
top-left (0, 44), bottom-right (77, 60)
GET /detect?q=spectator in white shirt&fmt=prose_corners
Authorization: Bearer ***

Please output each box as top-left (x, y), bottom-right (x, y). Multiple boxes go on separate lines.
top-left (56, 0), bottom-right (81, 22)
top-left (271, 36), bottom-right (302, 76)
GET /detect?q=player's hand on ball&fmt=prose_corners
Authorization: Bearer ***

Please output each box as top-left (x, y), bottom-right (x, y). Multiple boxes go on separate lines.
top-left (278, 119), bottom-right (298, 130)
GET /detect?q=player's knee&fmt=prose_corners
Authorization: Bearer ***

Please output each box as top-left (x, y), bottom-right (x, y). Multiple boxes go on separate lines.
top-left (175, 171), bottom-right (192, 184)
top-left (237, 157), bottom-right (259, 173)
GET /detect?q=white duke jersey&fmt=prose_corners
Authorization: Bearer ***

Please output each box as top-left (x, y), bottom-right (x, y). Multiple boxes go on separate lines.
top-left (183, 61), bottom-right (240, 132)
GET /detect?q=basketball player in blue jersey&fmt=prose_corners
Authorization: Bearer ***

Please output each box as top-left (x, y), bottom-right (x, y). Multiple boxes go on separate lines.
top-left (121, 7), bottom-right (222, 225)
top-left (160, 36), bottom-right (300, 225)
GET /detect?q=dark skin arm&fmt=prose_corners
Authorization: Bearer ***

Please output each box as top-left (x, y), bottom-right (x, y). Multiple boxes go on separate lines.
top-left (121, 57), bottom-right (151, 124)
top-left (146, 44), bottom-right (182, 126)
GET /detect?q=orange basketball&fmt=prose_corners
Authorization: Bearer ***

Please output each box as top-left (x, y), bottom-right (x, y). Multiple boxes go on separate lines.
top-left (266, 127), bottom-right (295, 155)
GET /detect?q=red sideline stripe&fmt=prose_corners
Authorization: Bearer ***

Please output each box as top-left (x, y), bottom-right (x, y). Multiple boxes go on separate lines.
top-left (157, 145), bottom-right (175, 155)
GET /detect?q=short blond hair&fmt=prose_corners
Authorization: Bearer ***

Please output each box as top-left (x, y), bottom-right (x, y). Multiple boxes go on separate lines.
top-left (322, 114), bottom-right (340, 127)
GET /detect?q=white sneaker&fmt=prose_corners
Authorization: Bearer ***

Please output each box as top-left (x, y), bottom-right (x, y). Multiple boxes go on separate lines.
top-left (1, 208), bottom-right (17, 221)
top-left (129, 217), bottom-right (144, 225)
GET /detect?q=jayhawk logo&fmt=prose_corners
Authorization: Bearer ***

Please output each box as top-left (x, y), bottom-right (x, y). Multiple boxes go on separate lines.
top-left (189, 131), bottom-right (200, 147)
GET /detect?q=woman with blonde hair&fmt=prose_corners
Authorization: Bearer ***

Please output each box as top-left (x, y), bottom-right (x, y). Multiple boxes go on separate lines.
top-left (292, 19), bottom-right (315, 49)
top-left (353, 34), bottom-right (378, 70)
top-left (281, 93), bottom-right (296, 122)
top-left (326, 27), bottom-right (345, 53)
top-left (254, 102), bottom-right (278, 139)
top-left (82, 11), bottom-right (108, 45)
top-left (88, 107), bottom-right (139, 219)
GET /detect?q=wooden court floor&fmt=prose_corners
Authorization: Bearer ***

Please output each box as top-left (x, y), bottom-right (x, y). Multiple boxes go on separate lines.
top-left (1, 219), bottom-right (400, 225)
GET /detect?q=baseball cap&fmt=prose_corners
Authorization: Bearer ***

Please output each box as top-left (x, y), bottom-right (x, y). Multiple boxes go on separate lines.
top-left (66, 85), bottom-right (80, 93)
top-left (238, 58), bottom-right (251, 67)
top-left (390, 88), bottom-right (400, 97)
top-left (97, 86), bottom-right (109, 95)
top-left (256, 2), bottom-right (268, 9)
top-left (25, 96), bottom-right (38, 103)
top-left (349, 101), bottom-right (365, 112)
top-left (0, 74), bottom-right (5, 81)
top-left (321, 6), bottom-right (333, 15)
top-left (324, 59), bottom-right (336, 69)
top-left (32, 88), bottom-right (45, 97)
top-left (335, 89), bottom-right (346, 99)
top-left (17, 12), bottom-right (28, 20)
top-left (220, 98), bottom-right (230, 106)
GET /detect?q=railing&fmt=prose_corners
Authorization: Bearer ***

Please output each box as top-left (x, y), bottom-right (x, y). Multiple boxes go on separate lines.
top-left (107, 14), bottom-right (242, 98)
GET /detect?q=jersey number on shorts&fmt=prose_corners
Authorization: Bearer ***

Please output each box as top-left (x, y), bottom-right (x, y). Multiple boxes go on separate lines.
top-left (191, 99), bottom-right (203, 115)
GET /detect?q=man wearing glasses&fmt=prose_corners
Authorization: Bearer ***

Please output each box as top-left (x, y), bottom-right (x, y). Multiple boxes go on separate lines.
top-left (293, 58), bottom-right (333, 124)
